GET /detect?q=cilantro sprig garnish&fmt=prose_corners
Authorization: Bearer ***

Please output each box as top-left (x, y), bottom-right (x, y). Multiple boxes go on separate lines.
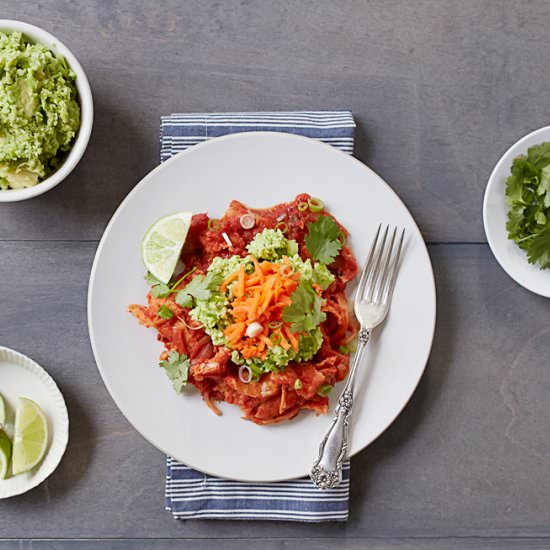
top-left (506, 142), bottom-right (550, 269)
top-left (305, 215), bottom-right (343, 265)
top-left (145, 267), bottom-right (196, 298)
top-left (282, 279), bottom-right (326, 332)
top-left (175, 271), bottom-right (224, 308)
top-left (159, 351), bottom-right (190, 392)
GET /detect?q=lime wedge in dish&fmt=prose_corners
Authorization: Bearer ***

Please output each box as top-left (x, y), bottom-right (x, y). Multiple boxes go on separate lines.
top-left (12, 398), bottom-right (49, 476)
top-left (141, 212), bottom-right (193, 284)
top-left (0, 393), bottom-right (5, 427)
top-left (0, 429), bottom-right (11, 479)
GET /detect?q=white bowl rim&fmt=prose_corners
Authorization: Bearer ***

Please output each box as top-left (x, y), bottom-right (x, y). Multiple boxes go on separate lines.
top-left (482, 125), bottom-right (550, 298)
top-left (0, 19), bottom-right (93, 202)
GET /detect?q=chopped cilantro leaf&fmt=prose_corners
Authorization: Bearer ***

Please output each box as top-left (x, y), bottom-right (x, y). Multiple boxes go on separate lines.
top-left (151, 283), bottom-right (170, 298)
top-left (146, 268), bottom-right (196, 299)
top-left (144, 272), bottom-right (162, 285)
top-left (176, 271), bottom-right (224, 308)
top-left (282, 279), bottom-right (326, 333)
top-left (305, 215), bottom-right (343, 265)
top-left (159, 351), bottom-right (190, 392)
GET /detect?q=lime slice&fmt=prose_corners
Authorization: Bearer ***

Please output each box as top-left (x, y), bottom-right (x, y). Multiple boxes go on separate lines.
top-left (12, 398), bottom-right (49, 476)
top-left (141, 211), bottom-right (193, 284)
top-left (0, 393), bottom-right (5, 427)
top-left (0, 429), bottom-right (12, 479)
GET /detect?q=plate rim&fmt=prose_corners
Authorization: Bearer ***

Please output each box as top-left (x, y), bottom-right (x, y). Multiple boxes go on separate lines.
top-left (0, 345), bottom-right (69, 499)
top-left (483, 125), bottom-right (550, 298)
top-left (88, 131), bottom-right (437, 481)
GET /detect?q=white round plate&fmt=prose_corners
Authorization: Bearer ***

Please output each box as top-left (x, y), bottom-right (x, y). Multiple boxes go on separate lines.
top-left (483, 126), bottom-right (550, 297)
top-left (0, 346), bottom-right (69, 498)
top-left (88, 132), bottom-right (436, 481)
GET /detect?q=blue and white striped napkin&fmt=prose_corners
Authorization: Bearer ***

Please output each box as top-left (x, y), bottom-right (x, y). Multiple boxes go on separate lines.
top-left (161, 111), bottom-right (355, 522)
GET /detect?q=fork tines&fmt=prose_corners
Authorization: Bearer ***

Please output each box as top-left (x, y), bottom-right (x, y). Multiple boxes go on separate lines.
top-left (357, 224), bottom-right (405, 306)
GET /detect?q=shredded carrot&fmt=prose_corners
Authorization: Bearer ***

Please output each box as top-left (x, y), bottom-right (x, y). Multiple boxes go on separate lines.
top-left (222, 256), bottom-right (302, 359)
top-left (283, 324), bottom-right (299, 352)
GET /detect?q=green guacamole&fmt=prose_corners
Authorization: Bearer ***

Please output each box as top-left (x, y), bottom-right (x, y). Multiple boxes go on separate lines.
top-left (0, 31), bottom-right (81, 190)
top-left (190, 229), bottom-right (335, 376)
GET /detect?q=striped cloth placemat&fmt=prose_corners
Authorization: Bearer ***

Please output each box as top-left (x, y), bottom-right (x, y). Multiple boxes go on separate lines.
top-left (162, 111), bottom-right (355, 522)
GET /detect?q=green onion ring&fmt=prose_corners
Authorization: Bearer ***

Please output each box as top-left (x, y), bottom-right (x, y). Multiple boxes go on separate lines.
top-left (297, 202), bottom-right (308, 212)
top-left (308, 197), bottom-right (325, 212)
top-left (269, 332), bottom-right (282, 345)
top-left (274, 221), bottom-right (288, 233)
top-left (208, 218), bottom-right (221, 232)
top-left (268, 321), bottom-right (282, 329)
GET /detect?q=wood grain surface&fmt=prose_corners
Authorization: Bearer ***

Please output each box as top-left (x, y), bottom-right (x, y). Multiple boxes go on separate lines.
top-left (1, 0), bottom-right (549, 547)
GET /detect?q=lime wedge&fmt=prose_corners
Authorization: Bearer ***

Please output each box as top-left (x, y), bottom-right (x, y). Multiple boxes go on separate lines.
top-left (141, 212), bottom-right (193, 284)
top-left (12, 398), bottom-right (49, 476)
top-left (0, 429), bottom-right (12, 479)
top-left (0, 393), bottom-right (5, 427)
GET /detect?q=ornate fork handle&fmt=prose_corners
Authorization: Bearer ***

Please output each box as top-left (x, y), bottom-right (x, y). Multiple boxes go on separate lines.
top-left (310, 328), bottom-right (370, 489)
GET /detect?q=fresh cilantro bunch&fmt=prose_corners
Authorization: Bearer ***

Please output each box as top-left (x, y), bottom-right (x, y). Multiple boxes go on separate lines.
top-left (305, 215), bottom-right (343, 265)
top-left (159, 351), bottom-right (190, 392)
top-left (506, 142), bottom-right (550, 269)
top-left (282, 279), bottom-right (326, 332)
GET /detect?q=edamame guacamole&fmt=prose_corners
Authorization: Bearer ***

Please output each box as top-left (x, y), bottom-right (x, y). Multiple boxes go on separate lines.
top-left (0, 31), bottom-right (80, 190)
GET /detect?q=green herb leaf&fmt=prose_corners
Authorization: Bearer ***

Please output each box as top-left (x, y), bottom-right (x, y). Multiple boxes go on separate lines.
top-left (175, 271), bottom-right (224, 308)
top-left (147, 268), bottom-right (197, 300)
top-left (505, 142), bottom-right (550, 270)
top-left (282, 279), bottom-right (326, 333)
top-left (144, 272), bottom-right (162, 285)
top-left (526, 224), bottom-right (550, 269)
top-left (159, 351), bottom-right (190, 392)
top-left (151, 283), bottom-right (171, 298)
top-left (317, 384), bottom-right (332, 397)
top-left (157, 305), bottom-right (174, 320)
top-left (305, 215), bottom-right (343, 265)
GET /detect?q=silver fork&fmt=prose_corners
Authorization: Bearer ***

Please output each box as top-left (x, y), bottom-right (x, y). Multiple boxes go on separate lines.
top-left (310, 224), bottom-right (405, 490)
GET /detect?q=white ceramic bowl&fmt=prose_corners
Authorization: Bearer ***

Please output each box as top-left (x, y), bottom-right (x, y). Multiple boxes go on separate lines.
top-left (483, 126), bottom-right (550, 297)
top-left (0, 346), bottom-right (69, 498)
top-left (0, 20), bottom-right (93, 202)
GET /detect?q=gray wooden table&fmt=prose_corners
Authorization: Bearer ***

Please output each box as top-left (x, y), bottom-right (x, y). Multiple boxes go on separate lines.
top-left (1, 1), bottom-right (550, 548)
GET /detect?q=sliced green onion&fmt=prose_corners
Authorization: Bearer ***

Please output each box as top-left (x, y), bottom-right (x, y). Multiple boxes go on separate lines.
top-left (317, 384), bottom-right (333, 397)
top-left (308, 197), bottom-right (325, 212)
top-left (157, 305), bottom-right (174, 320)
top-left (208, 218), bottom-right (221, 232)
top-left (294, 379), bottom-right (303, 390)
top-left (274, 221), bottom-right (288, 234)
top-left (338, 344), bottom-right (349, 354)
top-left (268, 321), bottom-right (282, 329)
top-left (298, 202), bottom-right (308, 212)
top-left (269, 332), bottom-right (282, 345)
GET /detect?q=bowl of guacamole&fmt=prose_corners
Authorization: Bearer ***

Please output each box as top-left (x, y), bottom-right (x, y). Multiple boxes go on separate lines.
top-left (0, 20), bottom-right (93, 202)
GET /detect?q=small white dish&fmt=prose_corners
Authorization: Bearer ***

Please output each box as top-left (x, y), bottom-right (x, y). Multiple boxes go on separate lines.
top-left (0, 346), bottom-right (69, 499)
top-left (483, 126), bottom-right (550, 298)
top-left (0, 20), bottom-right (93, 202)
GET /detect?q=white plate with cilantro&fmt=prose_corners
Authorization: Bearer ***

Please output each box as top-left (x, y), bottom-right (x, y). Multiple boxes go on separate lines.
top-left (0, 346), bottom-right (69, 498)
top-left (88, 132), bottom-right (436, 482)
top-left (484, 126), bottom-right (550, 297)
